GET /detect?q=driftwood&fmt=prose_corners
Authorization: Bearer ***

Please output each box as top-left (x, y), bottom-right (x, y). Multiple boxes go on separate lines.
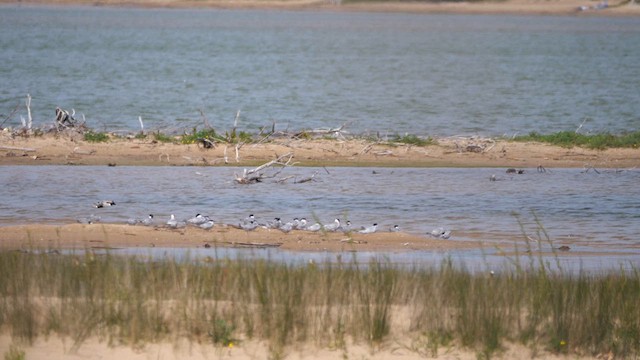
top-left (227, 241), bottom-right (282, 248)
top-left (0, 146), bottom-right (36, 152)
top-left (275, 170), bottom-right (320, 184)
top-left (234, 152), bottom-right (294, 184)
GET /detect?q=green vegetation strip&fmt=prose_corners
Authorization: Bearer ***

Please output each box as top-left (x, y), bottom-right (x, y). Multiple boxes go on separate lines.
top-left (512, 131), bottom-right (640, 149)
top-left (1, 251), bottom-right (639, 358)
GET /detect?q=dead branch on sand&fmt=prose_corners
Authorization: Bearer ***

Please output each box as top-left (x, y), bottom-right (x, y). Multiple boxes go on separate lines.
top-left (234, 152), bottom-right (294, 184)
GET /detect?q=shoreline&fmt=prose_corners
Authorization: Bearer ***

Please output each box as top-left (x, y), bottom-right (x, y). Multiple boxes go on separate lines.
top-left (2, 0), bottom-right (640, 16)
top-left (1, 223), bottom-right (636, 256)
top-left (2, 133), bottom-right (639, 168)
top-left (0, 223), bottom-right (484, 252)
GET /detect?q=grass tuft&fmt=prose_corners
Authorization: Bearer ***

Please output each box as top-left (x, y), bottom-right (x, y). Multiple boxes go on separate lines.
top-left (83, 131), bottom-right (109, 143)
top-left (3, 344), bottom-right (25, 360)
top-left (512, 131), bottom-right (640, 149)
top-left (152, 131), bottom-right (174, 143)
top-left (390, 134), bottom-right (435, 146)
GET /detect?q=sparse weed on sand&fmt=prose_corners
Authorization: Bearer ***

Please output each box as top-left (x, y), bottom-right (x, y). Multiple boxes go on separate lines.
top-left (0, 246), bottom-right (638, 359)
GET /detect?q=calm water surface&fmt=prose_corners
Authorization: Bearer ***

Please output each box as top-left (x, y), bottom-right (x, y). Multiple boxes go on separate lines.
top-left (1, 6), bottom-right (639, 136)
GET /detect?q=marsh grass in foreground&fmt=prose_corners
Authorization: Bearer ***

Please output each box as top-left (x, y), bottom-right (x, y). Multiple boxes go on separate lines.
top-left (1, 251), bottom-right (639, 359)
top-left (512, 131), bottom-right (640, 149)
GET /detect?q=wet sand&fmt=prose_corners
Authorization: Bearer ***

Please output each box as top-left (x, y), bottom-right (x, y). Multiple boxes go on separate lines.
top-left (0, 223), bottom-right (483, 252)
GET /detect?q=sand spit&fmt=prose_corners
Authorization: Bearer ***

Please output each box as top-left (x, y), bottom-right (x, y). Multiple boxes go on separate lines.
top-left (1, 133), bottom-right (638, 168)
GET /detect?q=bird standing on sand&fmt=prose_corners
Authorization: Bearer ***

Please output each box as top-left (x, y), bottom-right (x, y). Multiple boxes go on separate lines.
top-left (141, 214), bottom-right (154, 226)
top-left (199, 219), bottom-right (214, 230)
top-left (241, 220), bottom-right (258, 231)
top-left (358, 223), bottom-right (378, 234)
top-left (187, 213), bottom-right (207, 225)
top-left (306, 222), bottom-right (321, 232)
top-left (324, 218), bottom-right (341, 232)
top-left (166, 214), bottom-right (178, 228)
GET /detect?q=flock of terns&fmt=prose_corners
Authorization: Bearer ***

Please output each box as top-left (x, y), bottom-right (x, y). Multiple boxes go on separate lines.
top-left (83, 200), bottom-right (452, 239)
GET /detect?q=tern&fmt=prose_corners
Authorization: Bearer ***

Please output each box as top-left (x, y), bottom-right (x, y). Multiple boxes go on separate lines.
top-left (266, 217), bottom-right (282, 229)
top-left (141, 214), bottom-right (154, 226)
top-left (358, 223), bottom-right (378, 234)
top-left (94, 200), bottom-right (116, 208)
top-left (77, 214), bottom-right (101, 224)
top-left (242, 214), bottom-right (255, 225)
top-left (187, 213), bottom-right (207, 225)
top-left (324, 218), bottom-right (341, 232)
top-left (166, 214), bottom-right (178, 228)
top-left (390, 225), bottom-right (400, 232)
top-left (339, 220), bottom-right (352, 233)
top-left (430, 227), bottom-right (451, 239)
top-left (199, 219), bottom-right (214, 230)
top-left (240, 220), bottom-right (258, 231)
top-left (430, 227), bottom-right (445, 238)
top-left (306, 222), bottom-right (321, 232)
top-left (296, 218), bottom-right (308, 230)
top-left (279, 221), bottom-right (294, 233)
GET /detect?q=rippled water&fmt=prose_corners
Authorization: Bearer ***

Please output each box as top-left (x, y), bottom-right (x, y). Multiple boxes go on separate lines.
top-left (1, 166), bottom-right (639, 250)
top-left (1, 6), bottom-right (639, 136)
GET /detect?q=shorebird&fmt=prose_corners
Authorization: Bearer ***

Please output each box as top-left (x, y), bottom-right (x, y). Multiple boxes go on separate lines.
top-left (94, 200), bottom-right (116, 208)
top-left (141, 214), bottom-right (154, 226)
top-left (390, 225), bottom-right (400, 232)
top-left (279, 221), bottom-right (294, 233)
top-left (306, 222), bottom-right (321, 232)
top-left (266, 217), bottom-right (282, 229)
top-left (187, 213), bottom-right (207, 225)
top-left (242, 214), bottom-right (255, 225)
top-left (339, 220), bottom-right (352, 233)
top-left (430, 227), bottom-right (451, 239)
top-left (166, 214), bottom-right (178, 228)
top-left (199, 219), bottom-right (214, 230)
top-left (296, 218), bottom-right (308, 230)
top-left (77, 214), bottom-right (101, 224)
top-left (358, 223), bottom-right (378, 234)
top-left (240, 220), bottom-right (258, 231)
top-left (324, 218), bottom-right (341, 232)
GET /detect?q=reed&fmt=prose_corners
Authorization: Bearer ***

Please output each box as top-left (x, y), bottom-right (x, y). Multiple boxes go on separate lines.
top-left (0, 250), bottom-right (638, 359)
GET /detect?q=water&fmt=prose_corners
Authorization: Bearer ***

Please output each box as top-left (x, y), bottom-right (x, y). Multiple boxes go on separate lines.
top-left (1, 5), bottom-right (639, 136)
top-left (1, 166), bottom-right (639, 249)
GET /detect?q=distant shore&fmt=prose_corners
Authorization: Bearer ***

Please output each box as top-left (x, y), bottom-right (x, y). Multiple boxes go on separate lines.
top-left (1, 0), bottom-right (640, 16)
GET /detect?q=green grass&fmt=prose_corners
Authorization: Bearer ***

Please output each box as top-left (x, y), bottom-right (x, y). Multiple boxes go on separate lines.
top-left (181, 128), bottom-right (253, 145)
top-left (181, 128), bottom-right (224, 145)
top-left (152, 131), bottom-right (174, 143)
top-left (83, 131), bottom-right (109, 143)
top-left (3, 345), bottom-right (25, 360)
top-left (0, 250), bottom-right (638, 358)
top-left (512, 131), bottom-right (640, 150)
top-left (390, 134), bottom-right (435, 147)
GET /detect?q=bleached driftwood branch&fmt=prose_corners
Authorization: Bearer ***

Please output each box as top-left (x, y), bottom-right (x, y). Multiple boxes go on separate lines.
top-left (234, 152), bottom-right (294, 184)
top-left (0, 146), bottom-right (36, 152)
top-left (26, 94), bottom-right (32, 130)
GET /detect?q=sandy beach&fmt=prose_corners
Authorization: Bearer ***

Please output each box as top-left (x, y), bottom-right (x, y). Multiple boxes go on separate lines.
top-left (2, 0), bottom-right (640, 16)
